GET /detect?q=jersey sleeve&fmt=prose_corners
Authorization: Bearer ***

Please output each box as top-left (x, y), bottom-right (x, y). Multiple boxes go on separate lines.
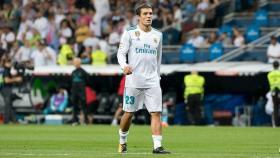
top-left (117, 30), bottom-right (130, 69)
top-left (157, 33), bottom-right (163, 79)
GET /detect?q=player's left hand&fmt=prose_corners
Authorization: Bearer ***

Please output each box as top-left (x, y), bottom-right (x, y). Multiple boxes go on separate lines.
top-left (123, 66), bottom-right (132, 75)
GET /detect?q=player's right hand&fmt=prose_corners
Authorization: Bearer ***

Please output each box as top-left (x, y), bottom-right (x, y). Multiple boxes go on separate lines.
top-left (123, 66), bottom-right (132, 75)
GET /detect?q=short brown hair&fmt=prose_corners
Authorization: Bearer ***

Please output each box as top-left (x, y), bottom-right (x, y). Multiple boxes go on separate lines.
top-left (135, 2), bottom-right (152, 16)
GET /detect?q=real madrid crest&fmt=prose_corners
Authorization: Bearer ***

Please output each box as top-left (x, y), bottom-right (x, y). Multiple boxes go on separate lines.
top-left (153, 38), bottom-right (157, 44)
top-left (135, 31), bottom-right (140, 40)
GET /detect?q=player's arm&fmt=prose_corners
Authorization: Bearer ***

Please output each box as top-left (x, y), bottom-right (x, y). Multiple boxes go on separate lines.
top-left (83, 68), bottom-right (90, 84)
top-left (117, 30), bottom-right (132, 75)
top-left (157, 33), bottom-right (163, 79)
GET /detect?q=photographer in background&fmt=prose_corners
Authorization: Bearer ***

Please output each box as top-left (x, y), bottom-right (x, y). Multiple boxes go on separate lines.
top-left (0, 55), bottom-right (22, 124)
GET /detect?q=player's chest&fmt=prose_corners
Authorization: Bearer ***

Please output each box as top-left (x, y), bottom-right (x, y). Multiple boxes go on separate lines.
top-left (131, 31), bottom-right (160, 49)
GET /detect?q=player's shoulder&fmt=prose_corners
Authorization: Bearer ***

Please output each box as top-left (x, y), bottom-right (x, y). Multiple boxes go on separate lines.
top-left (151, 27), bottom-right (162, 36)
top-left (126, 25), bottom-right (137, 32)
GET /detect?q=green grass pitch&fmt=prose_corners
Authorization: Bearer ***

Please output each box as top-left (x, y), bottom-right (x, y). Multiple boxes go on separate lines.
top-left (0, 125), bottom-right (279, 158)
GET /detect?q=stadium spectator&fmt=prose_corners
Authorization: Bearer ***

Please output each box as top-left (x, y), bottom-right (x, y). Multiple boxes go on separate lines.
top-left (80, 46), bottom-right (92, 64)
top-left (92, 0), bottom-right (111, 19)
top-left (75, 19), bottom-right (91, 56)
top-left (193, 0), bottom-right (210, 27)
top-left (204, 0), bottom-right (220, 28)
top-left (233, 28), bottom-right (245, 47)
top-left (58, 19), bottom-right (73, 46)
top-left (65, 12), bottom-right (76, 34)
top-left (16, 15), bottom-right (33, 43)
top-left (31, 41), bottom-right (54, 67)
top-left (46, 12), bottom-right (59, 51)
top-left (187, 29), bottom-right (205, 48)
top-left (219, 32), bottom-right (232, 46)
top-left (205, 31), bottom-right (218, 46)
top-left (83, 32), bottom-right (100, 52)
top-left (91, 45), bottom-right (107, 65)
top-left (33, 9), bottom-right (48, 39)
top-left (29, 27), bottom-right (42, 48)
top-left (14, 40), bottom-right (33, 64)
top-left (124, 10), bottom-right (137, 29)
top-left (43, 87), bottom-right (68, 114)
top-left (173, 3), bottom-right (183, 31)
top-left (58, 41), bottom-right (74, 65)
top-left (108, 29), bottom-right (121, 47)
top-left (77, 8), bottom-right (92, 26)
top-left (1, 26), bottom-right (16, 52)
top-left (267, 36), bottom-right (280, 64)
top-left (1, 2), bottom-right (20, 31)
top-left (98, 35), bottom-right (110, 56)
top-left (267, 61), bottom-right (280, 127)
top-left (44, 43), bottom-right (57, 66)
top-left (184, 71), bottom-right (205, 125)
top-left (152, 9), bottom-right (164, 29)
top-left (88, 7), bottom-right (102, 38)
top-left (181, 0), bottom-right (197, 17)
top-left (8, 42), bottom-right (19, 61)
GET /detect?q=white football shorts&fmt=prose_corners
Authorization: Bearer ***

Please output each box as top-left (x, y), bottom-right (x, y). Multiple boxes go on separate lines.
top-left (123, 87), bottom-right (162, 112)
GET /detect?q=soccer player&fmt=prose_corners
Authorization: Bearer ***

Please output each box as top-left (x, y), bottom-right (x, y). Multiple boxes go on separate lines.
top-left (117, 2), bottom-right (170, 154)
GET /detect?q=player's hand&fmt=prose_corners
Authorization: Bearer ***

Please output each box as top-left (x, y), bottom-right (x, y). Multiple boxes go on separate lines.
top-left (123, 66), bottom-right (132, 75)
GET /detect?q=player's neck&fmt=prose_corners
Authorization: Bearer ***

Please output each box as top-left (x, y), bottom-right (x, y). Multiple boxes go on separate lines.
top-left (138, 24), bottom-right (151, 32)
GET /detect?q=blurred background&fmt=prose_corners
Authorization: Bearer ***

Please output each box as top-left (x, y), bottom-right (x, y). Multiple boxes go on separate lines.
top-left (0, 0), bottom-right (279, 127)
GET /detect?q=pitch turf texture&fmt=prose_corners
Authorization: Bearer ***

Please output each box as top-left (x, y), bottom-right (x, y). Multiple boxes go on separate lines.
top-left (0, 125), bottom-right (279, 158)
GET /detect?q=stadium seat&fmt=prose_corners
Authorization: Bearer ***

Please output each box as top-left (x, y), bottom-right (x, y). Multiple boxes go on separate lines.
top-left (254, 9), bottom-right (268, 27)
top-left (209, 43), bottom-right (224, 61)
top-left (195, 50), bottom-right (209, 62)
top-left (218, 24), bottom-right (232, 37)
top-left (179, 44), bottom-right (195, 63)
top-left (245, 24), bottom-right (260, 43)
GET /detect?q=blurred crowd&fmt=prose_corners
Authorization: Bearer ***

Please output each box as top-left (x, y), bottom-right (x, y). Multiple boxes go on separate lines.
top-left (0, 0), bottom-right (229, 66)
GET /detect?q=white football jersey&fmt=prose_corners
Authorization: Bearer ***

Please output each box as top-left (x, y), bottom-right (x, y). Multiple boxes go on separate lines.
top-left (117, 25), bottom-right (162, 88)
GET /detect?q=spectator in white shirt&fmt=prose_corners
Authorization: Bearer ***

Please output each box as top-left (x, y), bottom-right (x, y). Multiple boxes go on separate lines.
top-left (187, 29), bottom-right (205, 48)
top-left (17, 15), bottom-right (33, 42)
top-left (89, 8), bottom-right (102, 38)
top-left (193, 0), bottom-right (210, 27)
top-left (44, 45), bottom-right (57, 66)
top-left (2, 26), bottom-right (16, 51)
top-left (233, 28), bottom-right (245, 47)
top-left (173, 3), bottom-right (183, 31)
top-left (83, 32), bottom-right (100, 51)
top-left (92, 0), bottom-right (110, 19)
top-left (31, 41), bottom-right (53, 67)
top-left (33, 10), bottom-right (48, 39)
top-left (267, 36), bottom-right (280, 63)
top-left (59, 19), bottom-right (73, 45)
top-left (14, 40), bottom-right (33, 63)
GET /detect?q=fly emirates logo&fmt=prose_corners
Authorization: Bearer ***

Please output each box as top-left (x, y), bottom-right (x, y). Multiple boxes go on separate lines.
top-left (135, 44), bottom-right (157, 55)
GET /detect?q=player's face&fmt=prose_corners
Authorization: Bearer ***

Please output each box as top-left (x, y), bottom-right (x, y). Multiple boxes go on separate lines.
top-left (139, 8), bottom-right (153, 27)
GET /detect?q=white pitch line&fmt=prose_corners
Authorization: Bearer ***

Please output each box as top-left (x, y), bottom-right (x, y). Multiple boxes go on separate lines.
top-left (106, 152), bottom-right (180, 155)
top-left (1, 153), bottom-right (70, 156)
